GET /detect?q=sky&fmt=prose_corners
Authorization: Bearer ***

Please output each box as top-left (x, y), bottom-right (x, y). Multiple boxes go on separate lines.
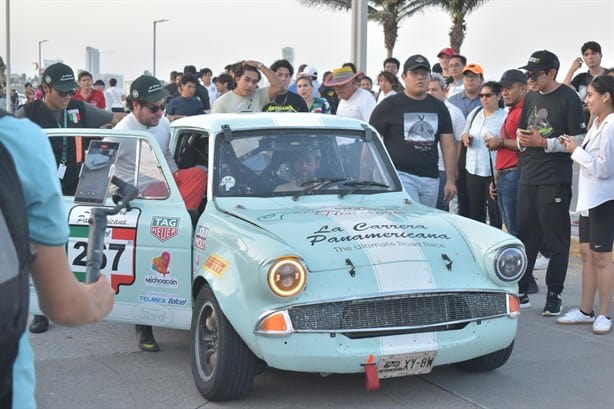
top-left (1, 0), bottom-right (613, 88)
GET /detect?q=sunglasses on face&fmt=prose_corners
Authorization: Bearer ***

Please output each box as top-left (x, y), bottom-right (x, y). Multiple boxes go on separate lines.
top-left (144, 103), bottom-right (165, 113)
top-left (55, 88), bottom-right (76, 97)
top-left (526, 71), bottom-right (545, 81)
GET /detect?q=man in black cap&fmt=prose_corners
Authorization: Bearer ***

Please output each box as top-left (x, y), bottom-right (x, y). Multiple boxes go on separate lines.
top-left (484, 69), bottom-right (538, 294)
top-left (17, 62), bottom-right (120, 334)
top-left (370, 54), bottom-right (457, 208)
top-left (515, 50), bottom-right (587, 315)
top-left (112, 75), bottom-right (206, 352)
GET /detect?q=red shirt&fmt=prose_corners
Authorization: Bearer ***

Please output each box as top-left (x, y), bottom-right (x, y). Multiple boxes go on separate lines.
top-left (73, 88), bottom-right (106, 109)
top-left (496, 100), bottom-right (523, 170)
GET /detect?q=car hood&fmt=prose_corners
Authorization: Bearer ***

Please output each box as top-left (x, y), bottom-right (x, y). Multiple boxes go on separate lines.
top-left (221, 202), bottom-right (480, 273)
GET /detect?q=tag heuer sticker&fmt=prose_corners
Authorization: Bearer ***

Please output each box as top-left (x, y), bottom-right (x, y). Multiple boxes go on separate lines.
top-left (150, 217), bottom-right (179, 242)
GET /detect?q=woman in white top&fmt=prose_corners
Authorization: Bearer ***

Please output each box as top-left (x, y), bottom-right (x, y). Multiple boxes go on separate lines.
top-left (461, 81), bottom-right (506, 226)
top-left (557, 75), bottom-right (614, 334)
top-left (376, 71), bottom-right (397, 104)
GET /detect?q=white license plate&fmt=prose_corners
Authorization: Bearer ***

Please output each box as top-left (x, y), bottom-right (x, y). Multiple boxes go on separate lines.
top-left (377, 351), bottom-right (436, 378)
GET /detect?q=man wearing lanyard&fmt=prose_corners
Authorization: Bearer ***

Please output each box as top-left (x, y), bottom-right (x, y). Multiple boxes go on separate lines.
top-left (16, 62), bottom-right (120, 334)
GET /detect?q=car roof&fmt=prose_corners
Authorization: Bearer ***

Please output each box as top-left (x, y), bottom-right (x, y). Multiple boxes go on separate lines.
top-left (170, 113), bottom-right (370, 133)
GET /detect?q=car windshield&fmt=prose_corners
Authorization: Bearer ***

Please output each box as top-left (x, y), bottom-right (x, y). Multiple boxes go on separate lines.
top-left (214, 129), bottom-right (400, 198)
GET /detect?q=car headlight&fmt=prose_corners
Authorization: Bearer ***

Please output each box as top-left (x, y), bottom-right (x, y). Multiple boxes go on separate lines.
top-left (494, 247), bottom-right (527, 282)
top-left (267, 257), bottom-right (307, 297)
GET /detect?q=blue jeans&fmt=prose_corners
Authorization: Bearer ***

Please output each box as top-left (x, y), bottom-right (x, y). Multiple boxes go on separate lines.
top-left (398, 171), bottom-right (439, 208)
top-left (436, 170), bottom-right (449, 211)
top-left (496, 167), bottom-right (519, 236)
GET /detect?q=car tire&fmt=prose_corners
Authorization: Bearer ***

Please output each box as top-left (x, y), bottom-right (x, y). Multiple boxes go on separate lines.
top-left (191, 284), bottom-right (257, 401)
top-left (455, 340), bottom-right (514, 372)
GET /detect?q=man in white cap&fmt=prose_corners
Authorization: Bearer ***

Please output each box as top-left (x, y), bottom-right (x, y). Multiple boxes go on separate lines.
top-left (323, 66), bottom-right (376, 122)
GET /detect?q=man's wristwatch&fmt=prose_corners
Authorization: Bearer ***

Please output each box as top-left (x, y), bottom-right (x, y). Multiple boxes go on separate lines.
top-left (498, 139), bottom-right (505, 149)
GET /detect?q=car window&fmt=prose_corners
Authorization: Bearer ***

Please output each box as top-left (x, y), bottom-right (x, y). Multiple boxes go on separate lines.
top-left (101, 136), bottom-right (171, 201)
top-left (174, 131), bottom-right (209, 170)
top-left (214, 130), bottom-right (400, 197)
top-left (136, 139), bottom-right (170, 200)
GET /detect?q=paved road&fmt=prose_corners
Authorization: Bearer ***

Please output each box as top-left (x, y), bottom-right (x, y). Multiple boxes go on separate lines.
top-left (31, 254), bottom-right (613, 409)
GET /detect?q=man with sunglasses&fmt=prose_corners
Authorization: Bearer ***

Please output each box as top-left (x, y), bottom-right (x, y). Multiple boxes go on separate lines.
top-left (112, 75), bottom-right (207, 352)
top-left (515, 50), bottom-right (586, 316)
top-left (16, 63), bottom-right (119, 334)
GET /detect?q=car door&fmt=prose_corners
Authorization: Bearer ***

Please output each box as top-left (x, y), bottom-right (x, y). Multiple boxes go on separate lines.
top-left (30, 129), bottom-right (194, 331)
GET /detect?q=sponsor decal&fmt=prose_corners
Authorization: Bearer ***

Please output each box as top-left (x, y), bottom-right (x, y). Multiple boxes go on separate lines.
top-left (150, 216), bottom-right (179, 241)
top-left (257, 207), bottom-right (401, 222)
top-left (220, 176), bottom-right (236, 191)
top-left (194, 225), bottom-right (208, 250)
top-left (138, 293), bottom-right (188, 306)
top-left (151, 251), bottom-right (171, 275)
top-left (204, 254), bottom-right (229, 278)
top-left (132, 304), bottom-right (173, 326)
top-left (146, 251), bottom-right (179, 288)
top-left (69, 206), bottom-right (140, 227)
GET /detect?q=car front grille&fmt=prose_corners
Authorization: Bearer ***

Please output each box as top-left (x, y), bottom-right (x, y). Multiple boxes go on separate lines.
top-left (286, 292), bottom-right (508, 338)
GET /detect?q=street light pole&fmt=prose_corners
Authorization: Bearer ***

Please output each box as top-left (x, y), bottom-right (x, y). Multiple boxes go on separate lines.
top-left (38, 39), bottom-right (48, 74)
top-left (152, 18), bottom-right (168, 78)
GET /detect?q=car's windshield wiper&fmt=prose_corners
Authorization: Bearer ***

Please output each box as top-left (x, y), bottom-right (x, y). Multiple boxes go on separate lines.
top-left (292, 178), bottom-right (348, 200)
top-left (338, 180), bottom-right (390, 197)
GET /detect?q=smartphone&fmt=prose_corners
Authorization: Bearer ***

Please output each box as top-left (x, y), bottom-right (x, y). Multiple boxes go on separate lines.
top-left (518, 129), bottom-right (532, 135)
top-left (74, 141), bottom-right (120, 204)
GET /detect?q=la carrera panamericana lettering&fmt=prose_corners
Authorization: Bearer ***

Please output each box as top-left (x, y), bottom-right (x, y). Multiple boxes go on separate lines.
top-left (306, 223), bottom-right (451, 246)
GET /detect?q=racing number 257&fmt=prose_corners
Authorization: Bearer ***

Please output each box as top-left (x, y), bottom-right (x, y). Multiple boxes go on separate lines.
top-left (72, 241), bottom-right (126, 271)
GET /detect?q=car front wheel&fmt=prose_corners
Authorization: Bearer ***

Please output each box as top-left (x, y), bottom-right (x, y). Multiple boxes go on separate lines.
top-left (455, 340), bottom-right (514, 372)
top-left (190, 284), bottom-right (257, 401)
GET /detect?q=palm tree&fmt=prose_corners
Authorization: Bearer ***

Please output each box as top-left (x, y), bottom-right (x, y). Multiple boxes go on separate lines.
top-left (299, 0), bottom-right (492, 56)
top-left (298, 0), bottom-right (434, 58)
top-left (425, 0), bottom-right (492, 52)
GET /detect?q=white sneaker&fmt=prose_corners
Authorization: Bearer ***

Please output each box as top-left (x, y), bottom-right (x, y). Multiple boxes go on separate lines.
top-left (556, 308), bottom-right (594, 325)
top-left (593, 315), bottom-right (612, 335)
top-left (533, 253), bottom-right (549, 270)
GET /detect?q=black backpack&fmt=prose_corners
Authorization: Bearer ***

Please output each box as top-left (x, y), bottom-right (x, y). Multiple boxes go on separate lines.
top-left (0, 109), bottom-right (32, 408)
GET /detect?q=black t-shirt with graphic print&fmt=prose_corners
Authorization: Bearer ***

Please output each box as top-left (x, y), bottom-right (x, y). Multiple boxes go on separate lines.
top-left (369, 93), bottom-right (453, 178)
top-left (517, 85), bottom-right (586, 186)
top-left (262, 91), bottom-right (308, 113)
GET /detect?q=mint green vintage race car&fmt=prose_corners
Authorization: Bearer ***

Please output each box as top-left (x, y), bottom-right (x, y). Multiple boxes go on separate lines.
top-left (35, 113), bottom-right (526, 401)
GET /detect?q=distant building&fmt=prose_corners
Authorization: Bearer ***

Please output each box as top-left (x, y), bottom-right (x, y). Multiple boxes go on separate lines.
top-left (86, 46), bottom-right (100, 77)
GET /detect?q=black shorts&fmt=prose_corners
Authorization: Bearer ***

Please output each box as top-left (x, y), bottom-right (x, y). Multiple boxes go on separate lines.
top-left (578, 200), bottom-right (614, 253)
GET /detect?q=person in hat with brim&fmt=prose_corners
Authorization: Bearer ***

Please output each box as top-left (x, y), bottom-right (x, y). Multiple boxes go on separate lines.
top-left (514, 50), bottom-right (587, 316)
top-left (323, 66), bottom-right (376, 122)
top-left (370, 54), bottom-right (457, 208)
top-left (16, 62), bottom-right (119, 334)
top-left (433, 47), bottom-right (455, 79)
top-left (111, 74), bottom-right (207, 352)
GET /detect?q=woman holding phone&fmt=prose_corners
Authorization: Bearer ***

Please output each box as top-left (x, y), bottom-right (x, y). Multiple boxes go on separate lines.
top-left (460, 81), bottom-right (505, 226)
top-left (557, 75), bottom-right (614, 334)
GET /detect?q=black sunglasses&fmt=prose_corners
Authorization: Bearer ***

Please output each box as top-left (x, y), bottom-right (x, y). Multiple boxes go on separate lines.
top-left (526, 71), bottom-right (546, 81)
top-left (144, 103), bottom-right (165, 113)
top-left (55, 88), bottom-right (76, 97)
